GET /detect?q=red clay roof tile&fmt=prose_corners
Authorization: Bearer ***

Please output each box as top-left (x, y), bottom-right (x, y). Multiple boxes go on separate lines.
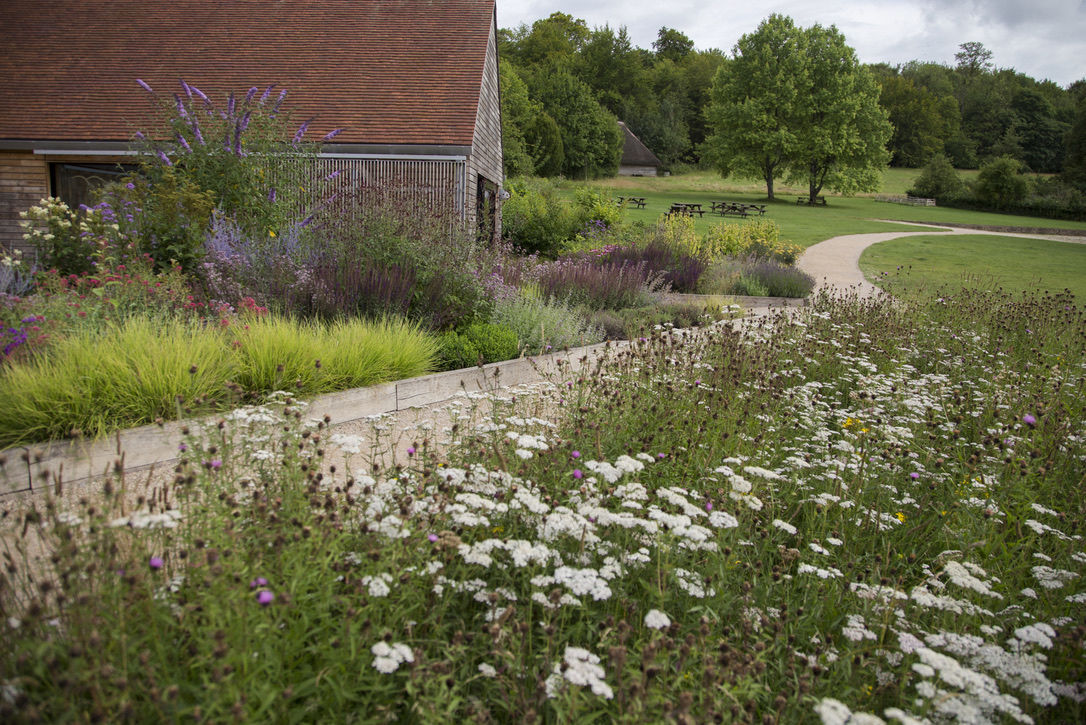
top-left (0, 0), bottom-right (495, 147)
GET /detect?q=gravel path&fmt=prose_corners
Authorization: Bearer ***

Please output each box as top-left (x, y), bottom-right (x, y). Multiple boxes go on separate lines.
top-left (797, 221), bottom-right (1086, 297)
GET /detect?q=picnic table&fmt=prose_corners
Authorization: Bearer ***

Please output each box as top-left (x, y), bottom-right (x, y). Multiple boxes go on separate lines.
top-left (668, 202), bottom-right (704, 217)
top-left (616, 196), bottom-right (646, 209)
top-left (797, 196), bottom-right (827, 206)
top-left (710, 201), bottom-right (767, 218)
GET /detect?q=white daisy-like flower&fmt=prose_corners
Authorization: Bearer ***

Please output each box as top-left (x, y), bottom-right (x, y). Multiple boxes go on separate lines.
top-left (371, 641), bottom-right (413, 673)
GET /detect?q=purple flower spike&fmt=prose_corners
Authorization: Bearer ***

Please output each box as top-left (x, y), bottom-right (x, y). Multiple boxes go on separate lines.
top-left (271, 89), bottom-right (287, 115)
top-left (192, 121), bottom-right (205, 145)
top-left (322, 128), bottom-right (343, 142)
top-left (293, 119), bottom-right (311, 145)
top-left (260, 84), bottom-right (275, 104)
top-left (227, 92), bottom-right (236, 117)
top-left (238, 111), bottom-right (252, 133)
top-left (177, 134), bottom-right (192, 153)
top-left (268, 187), bottom-right (277, 203)
top-left (180, 79), bottom-right (192, 98)
top-left (245, 86), bottom-right (258, 104)
top-left (257, 590), bottom-right (274, 606)
top-left (174, 94), bottom-right (188, 118)
top-left (149, 556), bottom-right (164, 570)
top-left (323, 169), bottom-right (341, 182)
top-left (157, 149), bottom-right (172, 166)
top-left (572, 469), bottom-right (583, 479)
top-left (136, 78), bottom-right (153, 93)
top-left (299, 214), bottom-right (314, 228)
top-left (1023, 414), bottom-right (1037, 427)
top-left (190, 85), bottom-right (210, 105)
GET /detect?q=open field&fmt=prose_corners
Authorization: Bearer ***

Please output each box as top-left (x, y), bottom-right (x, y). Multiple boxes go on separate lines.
top-left (563, 171), bottom-right (1086, 248)
top-left (859, 234), bottom-right (1086, 300)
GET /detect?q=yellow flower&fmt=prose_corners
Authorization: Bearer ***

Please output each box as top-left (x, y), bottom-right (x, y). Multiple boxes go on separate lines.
top-left (896, 512), bottom-right (906, 523)
top-left (268, 229), bottom-right (276, 238)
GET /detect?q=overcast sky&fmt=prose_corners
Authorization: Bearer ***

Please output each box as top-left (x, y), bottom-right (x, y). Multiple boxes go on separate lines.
top-left (497, 1), bottom-right (1086, 88)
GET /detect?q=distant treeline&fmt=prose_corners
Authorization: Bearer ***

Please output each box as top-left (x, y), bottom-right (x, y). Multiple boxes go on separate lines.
top-left (499, 14), bottom-right (1086, 179)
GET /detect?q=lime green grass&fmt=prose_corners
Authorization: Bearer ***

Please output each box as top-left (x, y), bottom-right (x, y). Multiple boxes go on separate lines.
top-left (564, 171), bottom-right (1086, 248)
top-left (859, 234), bottom-right (1086, 299)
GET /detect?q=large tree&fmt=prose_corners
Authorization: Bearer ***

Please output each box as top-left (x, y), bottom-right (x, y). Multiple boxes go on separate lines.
top-left (787, 24), bottom-right (891, 201)
top-left (705, 15), bottom-right (890, 201)
top-left (704, 14), bottom-right (806, 199)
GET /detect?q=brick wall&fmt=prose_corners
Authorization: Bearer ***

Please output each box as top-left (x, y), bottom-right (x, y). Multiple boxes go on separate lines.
top-left (0, 151), bottom-right (49, 257)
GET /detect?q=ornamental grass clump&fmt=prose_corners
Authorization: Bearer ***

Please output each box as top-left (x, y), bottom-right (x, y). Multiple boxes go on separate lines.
top-left (2, 286), bottom-right (1083, 722)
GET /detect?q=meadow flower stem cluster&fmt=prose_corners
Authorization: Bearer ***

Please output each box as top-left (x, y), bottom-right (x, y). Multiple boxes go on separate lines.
top-left (3, 272), bottom-right (1083, 721)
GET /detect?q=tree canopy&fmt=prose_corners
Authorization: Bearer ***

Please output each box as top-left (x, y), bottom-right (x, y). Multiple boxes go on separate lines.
top-left (704, 15), bottom-right (890, 201)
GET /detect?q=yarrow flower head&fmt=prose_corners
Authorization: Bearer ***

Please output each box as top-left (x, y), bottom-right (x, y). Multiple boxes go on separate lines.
top-left (371, 641), bottom-right (414, 673)
top-left (644, 609), bottom-right (671, 630)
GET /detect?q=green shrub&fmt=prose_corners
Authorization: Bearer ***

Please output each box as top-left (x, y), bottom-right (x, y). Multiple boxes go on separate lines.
top-left (907, 153), bottom-right (965, 200)
top-left (500, 177), bottom-right (579, 257)
top-left (699, 256), bottom-right (815, 298)
top-left (704, 219), bottom-right (800, 264)
top-left (439, 322), bottom-right (520, 370)
top-left (975, 156), bottom-right (1030, 208)
top-left (491, 292), bottom-right (603, 354)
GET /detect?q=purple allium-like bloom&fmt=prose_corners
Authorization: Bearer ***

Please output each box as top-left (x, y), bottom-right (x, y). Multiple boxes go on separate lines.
top-left (1023, 413), bottom-right (1037, 427)
top-left (149, 556), bottom-right (164, 570)
top-left (136, 78), bottom-right (153, 93)
top-left (572, 469), bottom-right (583, 479)
top-left (322, 128), bottom-right (343, 142)
top-left (257, 590), bottom-right (274, 606)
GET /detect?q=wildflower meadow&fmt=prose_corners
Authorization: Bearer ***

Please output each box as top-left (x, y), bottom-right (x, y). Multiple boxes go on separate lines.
top-left (2, 285), bottom-right (1083, 723)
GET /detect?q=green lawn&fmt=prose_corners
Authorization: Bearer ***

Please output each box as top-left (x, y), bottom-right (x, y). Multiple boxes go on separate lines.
top-left (858, 234), bottom-right (1086, 299)
top-left (562, 171), bottom-right (1086, 248)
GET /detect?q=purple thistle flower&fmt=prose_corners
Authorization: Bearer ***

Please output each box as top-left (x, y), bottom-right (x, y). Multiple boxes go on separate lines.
top-left (1023, 413), bottom-right (1037, 427)
top-left (571, 450), bottom-right (580, 459)
top-left (149, 556), bottom-right (164, 570)
top-left (572, 469), bottom-right (583, 479)
top-left (136, 78), bottom-right (153, 93)
top-left (293, 119), bottom-right (311, 145)
top-left (245, 86), bottom-right (258, 104)
top-left (909, 472), bottom-right (920, 480)
top-left (260, 84), bottom-right (275, 104)
top-left (322, 128), bottom-right (343, 142)
top-left (705, 501), bottom-right (713, 512)
top-left (157, 149), bottom-right (172, 166)
top-left (249, 577), bottom-right (269, 589)
top-left (257, 590), bottom-right (274, 606)
top-left (428, 533), bottom-right (439, 543)
top-left (406, 446), bottom-right (416, 456)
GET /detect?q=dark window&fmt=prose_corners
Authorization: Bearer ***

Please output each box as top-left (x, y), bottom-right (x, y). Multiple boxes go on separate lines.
top-left (50, 163), bottom-right (137, 209)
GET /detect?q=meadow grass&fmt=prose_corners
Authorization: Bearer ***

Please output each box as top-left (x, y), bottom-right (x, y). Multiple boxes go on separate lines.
top-left (0, 316), bottom-right (438, 446)
top-left (859, 235), bottom-right (1086, 300)
top-left (565, 172), bottom-right (1086, 248)
top-left (2, 287), bottom-right (1082, 723)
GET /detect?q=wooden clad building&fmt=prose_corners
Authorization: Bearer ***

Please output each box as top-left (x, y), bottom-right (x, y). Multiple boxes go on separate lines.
top-left (617, 122), bottom-right (662, 177)
top-left (0, 0), bottom-right (504, 257)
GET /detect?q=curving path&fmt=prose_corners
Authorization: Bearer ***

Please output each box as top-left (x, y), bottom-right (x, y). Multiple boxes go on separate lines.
top-left (797, 221), bottom-right (1086, 297)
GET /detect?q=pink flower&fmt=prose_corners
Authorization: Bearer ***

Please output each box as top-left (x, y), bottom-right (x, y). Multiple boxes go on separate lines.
top-left (1023, 413), bottom-right (1037, 427)
top-left (257, 590), bottom-right (274, 606)
top-left (571, 450), bottom-right (581, 459)
top-left (149, 556), bottom-right (164, 570)
top-left (572, 469), bottom-right (583, 479)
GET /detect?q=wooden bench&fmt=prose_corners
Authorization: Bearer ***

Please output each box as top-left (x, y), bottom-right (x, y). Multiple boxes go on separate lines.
top-left (711, 201), bottom-right (766, 218)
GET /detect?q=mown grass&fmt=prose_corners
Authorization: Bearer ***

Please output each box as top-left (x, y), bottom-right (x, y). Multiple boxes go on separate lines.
top-left (0, 316), bottom-right (438, 446)
top-left (565, 171), bottom-right (1086, 247)
top-left (2, 288), bottom-right (1082, 722)
top-left (859, 234), bottom-right (1086, 300)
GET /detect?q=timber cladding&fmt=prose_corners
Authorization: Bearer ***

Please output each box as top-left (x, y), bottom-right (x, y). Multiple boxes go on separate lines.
top-left (0, 152), bottom-right (48, 257)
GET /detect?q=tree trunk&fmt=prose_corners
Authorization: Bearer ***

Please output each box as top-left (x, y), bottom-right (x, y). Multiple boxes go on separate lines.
top-left (765, 171), bottom-right (775, 200)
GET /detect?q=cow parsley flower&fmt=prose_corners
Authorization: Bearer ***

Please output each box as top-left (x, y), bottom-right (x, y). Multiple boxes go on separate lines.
top-left (371, 641), bottom-right (413, 673)
top-left (644, 609), bottom-right (671, 630)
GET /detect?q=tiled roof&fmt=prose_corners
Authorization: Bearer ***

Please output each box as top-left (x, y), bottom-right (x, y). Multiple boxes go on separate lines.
top-left (619, 122), bottom-right (661, 167)
top-left (0, 0), bottom-right (495, 147)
